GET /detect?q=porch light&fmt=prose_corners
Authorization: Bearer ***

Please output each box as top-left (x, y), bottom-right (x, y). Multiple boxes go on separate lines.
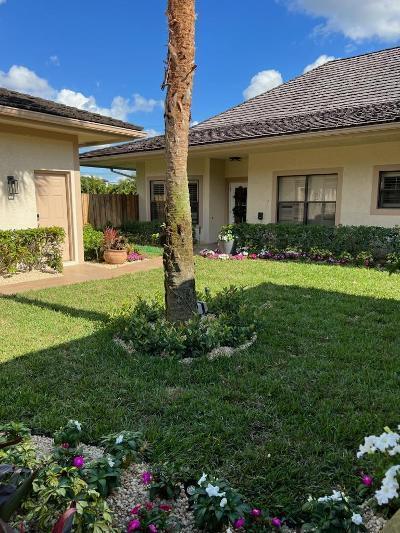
top-left (7, 176), bottom-right (19, 200)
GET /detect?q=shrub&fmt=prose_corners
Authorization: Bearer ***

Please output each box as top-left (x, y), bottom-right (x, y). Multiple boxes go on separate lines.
top-left (121, 221), bottom-right (164, 246)
top-left (115, 287), bottom-right (258, 360)
top-left (100, 431), bottom-right (149, 466)
top-left (0, 227), bottom-right (65, 275)
top-left (231, 223), bottom-right (400, 262)
top-left (302, 491), bottom-right (365, 532)
top-left (149, 462), bottom-right (190, 501)
top-left (83, 224), bottom-right (103, 261)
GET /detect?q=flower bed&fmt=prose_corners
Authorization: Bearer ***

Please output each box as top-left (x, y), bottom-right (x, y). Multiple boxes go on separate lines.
top-left (0, 420), bottom-right (396, 531)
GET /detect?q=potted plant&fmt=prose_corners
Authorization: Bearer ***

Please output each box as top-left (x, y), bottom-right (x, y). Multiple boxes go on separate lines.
top-left (103, 227), bottom-right (128, 264)
top-left (218, 225), bottom-right (235, 254)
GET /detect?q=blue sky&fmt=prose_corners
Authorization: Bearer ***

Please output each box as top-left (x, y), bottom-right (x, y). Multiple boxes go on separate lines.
top-left (1, 0), bottom-right (399, 180)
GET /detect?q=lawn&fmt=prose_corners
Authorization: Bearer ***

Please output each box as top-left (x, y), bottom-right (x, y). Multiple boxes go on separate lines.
top-left (0, 258), bottom-right (399, 516)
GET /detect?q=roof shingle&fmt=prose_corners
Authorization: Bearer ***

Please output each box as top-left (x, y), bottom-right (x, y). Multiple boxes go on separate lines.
top-left (0, 87), bottom-right (142, 131)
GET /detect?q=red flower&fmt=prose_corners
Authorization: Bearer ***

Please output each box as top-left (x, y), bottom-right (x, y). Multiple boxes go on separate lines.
top-left (159, 504), bottom-right (173, 512)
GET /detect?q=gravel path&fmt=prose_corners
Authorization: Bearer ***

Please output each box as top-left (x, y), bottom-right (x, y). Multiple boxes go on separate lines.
top-left (29, 436), bottom-right (386, 532)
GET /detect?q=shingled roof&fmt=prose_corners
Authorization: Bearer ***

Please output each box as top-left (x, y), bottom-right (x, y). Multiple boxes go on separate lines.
top-left (81, 46), bottom-right (400, 160)
top-left (0, 87), bottom-right (142, 131)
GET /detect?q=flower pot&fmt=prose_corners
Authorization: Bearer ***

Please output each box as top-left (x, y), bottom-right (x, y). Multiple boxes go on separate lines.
top-left (218, 240), bottom-right (234, 255)
top-left (104, 249), bottom-right (128, 265)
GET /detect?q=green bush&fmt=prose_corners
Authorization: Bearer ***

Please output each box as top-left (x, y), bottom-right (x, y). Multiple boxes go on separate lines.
top-left (121, 220), bottom-right (163, 245)
top-left (0, 227), bottom-right (65, 275)
top-left (231, 223), bottom-right (400, 262)
top-left (83, 224), bottom-right (104, 261)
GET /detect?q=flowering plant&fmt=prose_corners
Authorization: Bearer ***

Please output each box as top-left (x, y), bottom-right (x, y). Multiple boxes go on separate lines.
top-left (100, 430), bottom-right (149, 466)
top-left (127, 501), bottom-right (178, 532)
top-left (149, 462), bottom-right (188, 500)
top-left (357, 425), bottom-right (400, 510)
top-left (301, 491), bottom-right (366, 532)
top-left (189, 472), bottom-right (250, 531)
top-left (218, 225), bottom-right (235, 242)
top-left (103, 226), bottom-right (128, 251)
top-left (52, 419), bottom-right (84, 466)
top-left (127, 251), bottom-right (144, 262)
top-left (83, 455), bottom-right (122, 497)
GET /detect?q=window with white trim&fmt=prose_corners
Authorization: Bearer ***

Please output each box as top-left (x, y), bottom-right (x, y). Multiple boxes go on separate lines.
top-left (378, 171), bottom-right (400, 209)
top-left (277, 174), bottom-right (337, 226)
top-left (150, 179), bottom-right (199, 224)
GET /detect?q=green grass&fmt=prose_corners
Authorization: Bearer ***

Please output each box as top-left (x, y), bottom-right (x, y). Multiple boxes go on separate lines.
top-left (0, 259), bottom-right (399, 514)
top-left (135, 244), bottom-right (163, 257)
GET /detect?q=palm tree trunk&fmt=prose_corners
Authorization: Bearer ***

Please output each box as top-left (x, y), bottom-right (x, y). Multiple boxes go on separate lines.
top-left (162, 0), bottom-right (197, 322)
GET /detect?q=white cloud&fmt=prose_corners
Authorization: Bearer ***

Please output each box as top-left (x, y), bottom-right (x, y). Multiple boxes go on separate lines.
top-left (243, 69), bottom-right (283, 100)
top-left (49, 55), bottom-right (60, 66)
top-left (0, 64), bottom-right (162, 122)
top-left (0, 1), bottom-right (6, 4)
top-left (145, 128), bottom-right (162, 138)
top-left (303, 54), bottom-right (336, 73)
top-left (286, 0), bottom-right (400, 41)
top-left (190, 120), bottom-right (199, 126)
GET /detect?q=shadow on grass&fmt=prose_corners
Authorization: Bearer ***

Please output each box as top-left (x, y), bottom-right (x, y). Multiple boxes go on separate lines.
top-left (0, 280), bottom-right (399, 512)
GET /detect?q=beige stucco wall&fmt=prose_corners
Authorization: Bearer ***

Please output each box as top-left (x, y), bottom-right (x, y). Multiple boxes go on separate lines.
top-left (0, 129), bottom-right (83, 262)
top-left (248, 138), bottom-right (400, 227)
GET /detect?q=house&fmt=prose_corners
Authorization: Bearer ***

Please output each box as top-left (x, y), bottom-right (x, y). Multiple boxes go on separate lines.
top-left (80, 46), bottom-right (400, 244)
top-left (0, 88), bottom-right (145, 262)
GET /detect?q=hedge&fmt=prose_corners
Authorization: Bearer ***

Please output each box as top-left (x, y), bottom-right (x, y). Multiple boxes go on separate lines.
top-left (231, 223), bottom-right (400, 262)
top-left (120, 220), bottom-right (163, 245)
top-left (0, 227), bottom-right (65, 275)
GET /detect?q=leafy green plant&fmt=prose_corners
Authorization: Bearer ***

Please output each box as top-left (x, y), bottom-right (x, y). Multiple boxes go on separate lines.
top-left (218, 225), bottom-right (235, 242)
top-left (149, 462), bottom-right (189, 501)
top-left (189, 473), bottom-right (250, 532)
top-left (128, 501), bottom-right (178, 532)
top-left (0, 424), bottom-right (30, 449)
top-left (120, 221), bottom-right (164, 246)
top-left (83, 225), bottom-right (104, 261)
top-left (100, 431), bottom-right (149, 466)
top-left (0, 227), bottom-right (65, 275)
top-left (302, 492), bottom-right (365, 532)
top-left (83, 457), bottom-right (121, 498)
top-left (386, 253), bottom-right (400, 274)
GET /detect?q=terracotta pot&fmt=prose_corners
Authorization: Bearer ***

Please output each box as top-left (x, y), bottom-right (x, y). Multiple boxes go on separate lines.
top-left (104, 249), bottom-right (127, 264)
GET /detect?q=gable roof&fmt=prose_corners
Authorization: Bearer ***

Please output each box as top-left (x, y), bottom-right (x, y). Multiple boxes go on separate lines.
top-left (0, 87), bottom-right (143, 131)
top-left (81, 46), bottom-right (400, 160)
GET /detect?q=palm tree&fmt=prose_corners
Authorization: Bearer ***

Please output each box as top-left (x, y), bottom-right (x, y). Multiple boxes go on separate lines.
top-left (162, 0), bottom-right (197, 322)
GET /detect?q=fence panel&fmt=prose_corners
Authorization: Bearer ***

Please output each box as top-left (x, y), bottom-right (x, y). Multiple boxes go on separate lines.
top-left (81, 193), bottom-right (139, 228)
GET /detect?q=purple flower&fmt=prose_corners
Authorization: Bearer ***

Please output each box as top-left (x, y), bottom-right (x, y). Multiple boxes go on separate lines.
top-left (127, 519), bottom-right (141, 531)
top-left (148, 525), bottom-right (158, 533)
top-left (251, 508), bottom-right (262, 517)
top-left (362, 474), bottom-right (373, 486)
top-left (233, 517), bottom-right (246, 529)
top-left (72, 455), bottom-right (85, 469)
top-left (61, 442), bottom-right (70, 449)
top-left (141, 471), bottom-right (152, 484)
top-left (271, 517), bottom-right (282, 528)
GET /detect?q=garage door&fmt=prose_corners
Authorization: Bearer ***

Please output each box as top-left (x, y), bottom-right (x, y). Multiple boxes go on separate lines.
top-left (35, 172), bottom-right (72, 261)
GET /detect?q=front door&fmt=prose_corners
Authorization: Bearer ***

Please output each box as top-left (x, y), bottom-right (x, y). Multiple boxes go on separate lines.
top-left (35, 172), bottom-right (72, 261)
top-left (229, 182), bottom-right (247, 223)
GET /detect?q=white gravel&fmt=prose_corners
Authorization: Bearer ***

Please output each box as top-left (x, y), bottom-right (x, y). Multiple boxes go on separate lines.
top-left (0, 269), bottom-right (61, 286)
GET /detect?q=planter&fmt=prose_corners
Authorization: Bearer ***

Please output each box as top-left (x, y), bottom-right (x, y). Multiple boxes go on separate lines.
top-left (218, 240), bottom-right (235, 255)
top-left (104, 249), bottom-right (128, 265)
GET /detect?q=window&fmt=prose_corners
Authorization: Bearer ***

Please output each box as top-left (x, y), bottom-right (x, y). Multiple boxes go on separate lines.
top-left (277, 173), bottom-right (337, 225)
top-left (150, 179), bottom-right (200, 224)
top-left (378, 171), bottom-right (400, 209)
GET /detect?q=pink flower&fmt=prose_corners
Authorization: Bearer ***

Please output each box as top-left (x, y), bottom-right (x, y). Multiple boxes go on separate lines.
top-left (141, 471), bottom-right (152, 484)
top-left (148, 525), bottom-right (158, 533)
top-left (233, 517), bottom-right (246, 529)
top-left (72, 455), bottom-right (85, 469)
top-left (61, 442), bottom-right (70, 449)
top-left (251, 508), bottom-right (262, 517)
top-left (271, 517), bottom-right (282, 528)
top-left (145, 502), bottom-right (154, 511)
top-left (159, 504), bottom-right (173, 512)
top-left (127, 519), bottom-right (141, 531)
top-left (361, 474), bottom-right (373, 487)
top-left (130, 504), bottom-right (141, 515)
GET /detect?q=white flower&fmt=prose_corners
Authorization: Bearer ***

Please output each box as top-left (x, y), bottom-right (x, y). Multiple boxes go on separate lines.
top-left (220, 497), bottom-right (228, 508)
top-left (351, 513), bottom-right (363, 525)
top-left (375, 465), bottom-right (400, 505)
top-left (107, 456), bottom-right (115, 468)
top-left (69, 420), bottom-right (82, 432)
top-left (198, 472), bottom-right (207, 486)
top-left (317, 490), bottom-right (344, 503)
top-left (205, 483), bottom-right (224, 498)
top-left (115, 434), bottom-right (124, 444)
top-left (187, 485), bottom-right (196, 495)
top-left (226, 529), bottom-right (233, 533)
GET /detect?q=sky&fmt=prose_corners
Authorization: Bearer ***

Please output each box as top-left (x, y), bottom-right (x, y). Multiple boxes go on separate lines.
top-left (1, 0), bottom-right (400, 180)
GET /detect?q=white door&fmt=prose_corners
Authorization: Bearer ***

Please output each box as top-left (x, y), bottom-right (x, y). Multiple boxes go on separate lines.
top-left (229, 182), bottom-right (247, 224)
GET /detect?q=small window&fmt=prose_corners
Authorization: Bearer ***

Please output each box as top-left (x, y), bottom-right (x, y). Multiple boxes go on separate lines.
top-left (277, 173), bottom-right (337, 225)
top-left (378, 171), bottom-right (400, 208)
top-left (150, 179), bottom-right (199, 225)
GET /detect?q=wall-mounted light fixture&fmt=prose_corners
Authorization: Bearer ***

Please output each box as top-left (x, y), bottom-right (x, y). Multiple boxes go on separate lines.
top-left (7, 176), bottom-right (19, 200)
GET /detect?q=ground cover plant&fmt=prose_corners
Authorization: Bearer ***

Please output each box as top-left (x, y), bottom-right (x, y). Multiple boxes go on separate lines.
top-left (0, 259), bottom-right (399, 517)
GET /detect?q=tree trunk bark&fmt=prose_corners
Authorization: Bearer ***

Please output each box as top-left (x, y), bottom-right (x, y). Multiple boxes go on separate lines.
top-left (162, 0), bottom-right (197, 323)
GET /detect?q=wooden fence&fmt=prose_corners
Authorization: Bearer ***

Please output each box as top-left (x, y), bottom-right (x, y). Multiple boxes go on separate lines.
top-left (81, 193), bottom-right (139, 228)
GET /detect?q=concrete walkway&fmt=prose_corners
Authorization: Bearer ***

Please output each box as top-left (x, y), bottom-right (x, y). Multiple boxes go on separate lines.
top-left (0, 257), bottom-right (163, 295)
